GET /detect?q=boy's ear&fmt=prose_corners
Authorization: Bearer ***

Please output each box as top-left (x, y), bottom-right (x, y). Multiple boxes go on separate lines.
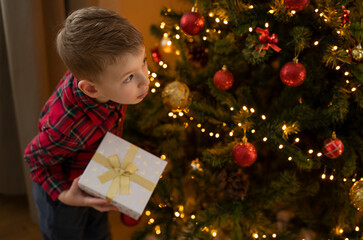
top-left (78, 80), bottom-right (100, 98)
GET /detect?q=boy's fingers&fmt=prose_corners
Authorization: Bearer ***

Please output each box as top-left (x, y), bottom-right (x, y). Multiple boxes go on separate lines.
top-left (84, 196), bottom-right (109, 206)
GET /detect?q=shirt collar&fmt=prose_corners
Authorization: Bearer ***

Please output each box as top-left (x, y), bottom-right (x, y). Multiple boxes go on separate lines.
top-left (64, 72), bottom-right (123, 126)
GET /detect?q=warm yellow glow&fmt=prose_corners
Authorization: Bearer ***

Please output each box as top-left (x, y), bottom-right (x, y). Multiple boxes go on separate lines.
top-left (308, 149), bottom-right (313, 154)
top-left (155, 225), bottom-right (161, 235)
top-left (163, 33), bottom-right (168, 38)
top-left (211, 230), bottom-right (217, 237)
top-left (151, 73), bottom-right (157, 78)
top-left (217, 30), bottom-right (221, 34)
top-left (161, 154), bottom-right (166, 160)
top-left (173, 114), bottom-right (177, 119)
top-left (279, 144), bottom-right (284, 149)
top-left (288, 157), bottom-right (292, 161)
top-left (261, 115), bottom-right (266, 120)
top-left (159, 61), bottom-right (164, 66)
top-left (253, 233), bottom-right (258, 238)
top-left (178, 112), bottom-right (184, 117)
top-left (337, 30), bottom-right (341, 34)
top-left (269, 10), bottom-right (274, 14)
top-left (343, 178), bottom-right (347, 182)
top-left (238, 123), bottom-right (242, 127)
top-left (295, 138), bottom-right (300, 142)
top-left (263, 137), bottom-right (268, 141)
top-left (346, 80), bottom-right (350, 84)
top-left (151, 88), bottom-right (156, 93)
top-left (335, 66), bottom-right (340, 70)
top-left (249, 27), bottom-right (253, 32)
top-left (282, 124), bottom-right (287, 130)
top-left (145, 210), bottom-right (151, 216)
top-left (317, 152), bottom-right (322, 157)
top-left (163, 64), bottom-right (168, 69)
top-left (324, 18), bottom-right (328, 22)
top-left (175, 25), bottom-right (180, 30)
top-left (344, 72), bottom-right (349, 76)
top-left (319, 13), bottom-right (323, 17)
top-left (175, 34), bottom-right (180, 39)
top-left (209, 12), bottom-right (214, 17)
top-left (321, 173), bottom-right (326, 179)
top-left (265, 22), bottom-right (269, 28)
top-left (243, 106), bottom-right (248, 111)
top-left (223, 20), bottom-right (228, 24)
top-left (272, 233), bottom-right (277, 238)
top-left (315, 9), bottom-right (319, 12)
top-left (230, 107), bottom-right (234, 111)
top-left (249, 5), bottom-right (254, 9)
top-left (215, 133), bottom-right (220, 138)
top-left (197, 123), bottom-right (202, 128)
top-left (191, 214), bottom-right (196, 219)
top-left (168, 112), bottom-right (173, 117)
top-left (148, 218), bottom-right (155, 224)
top-left (201, 128), bottom-right (205, 133)
top-left (356, 226), bottom-right (360, 231)
top-left (250, 108), bottom-right (255, 113)
top-left (160, 22), bottom-right (166, 29)
top-left (263, 235), bottom-right (267, 238)
top-left (174, 211), bottom-right (180, 217)
top-left (353, 178), bottom-right (356, 182)
top-left (206, 29), bottom-right (210, 33)
top-left (251, 129), bottom-right (255, 133)
top-left (155, 82), bottom-right (160, 87)
top-left (215, 18), bottom-right (220, 23)
top-left (209, 132), bottom-right (214, 136)
top-left (330, 175), bottom-right (334, 180)
top-left (314, 41), bottom-right (319, 46)
top-left (351, 87), bottom-right (357, 92)
top-left (203, 36), bottom-right (207, 41)
top-left (229, 131), bottom-right (234, 136)
top-left (190, 117), bottom-right (194, 121)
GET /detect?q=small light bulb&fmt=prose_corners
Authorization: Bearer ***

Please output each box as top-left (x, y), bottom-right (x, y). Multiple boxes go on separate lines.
top-left (159, 61), bottom-right (164, 66)
top-left (263, 137), bottom-right (268, 141)
top-left (215, 133), bottom-right (220, 138)
top-left (291, 10), bottom-right (296, 14)
top-left (330, 175), bottom-right (334, 180)
top-left (272, 233), bottom-right (277, 238)
top-left (282, 124), bottom-right (287, 130)
top-left (253, 233), bottom-right (258, 238)
top-left (160, 22), bottom-right (166, 29)
top-left (201, 128), bottom-right (205, 132)
top-left (269, 10), bottom-right (274, 14)
top-left (353, 178), bottom-right (356, 182)
top-left (173, 114), bottom-right (177, 119)
top-left (211, 230), bottom-right (217, 237)
top-left (209, 132), bottom-right (214, 136)
top-left (317, 152), bottom-right (322, 157)
top-left (321, 173), bottom-right (326, 179)
top-left (320, 13), bottom-right (324, 17)
top-left (249, 27), bottom-right (253, 32)
top-left (344, 72), bottom-right (349, 76)
top-left (151, 73), bottom-right (157, 78)
top-left (251, 129), bottom-right (255, 133)
top-left (163, 64), bottom-right (168, 68)
top-left (343, 178), bottom-right (347, 182)
top-left (314, 41), bottom-right (319, 46)
top-left (223, 20), bottom-right (228, 24)
top-left (163, 33), bottom-right (168, 38)
top-left (261, 115), bottom-right (266, 120)
top-left (351, 87), bottom-right (357, 92)
top-left (178, 112), bottom-right (184, 117)
top-left (215, 18), bottom-right (220, 23)
top-left (230, 107), bottom-right (234, 111)
top-left (217, 30), bottom-right (221, 34)
top-left (333, 46), bottom-right (338, 50)
top-left (324, 18), bottom-right (328, 22)
top-left (191, 215), bottom-right (196, 219)
top-left (148, 218), bottom-right (155, 224)
top-left (229, 131), bottom-right (234, 136)
top-left (151, 88), bottom-right (156, 93)
top-left (249, 5), bottom-right (254, 9)
top-left (295, 138), bottom-right (300, 142)
top-left (155, 82), bottom-right (160, 87)
top-left (308, 149), bottom-right (313, 154)
top-left (346, 80), bottom-right (350, 84)
top-left (160, 154), bottom-right (166, 160)
top-left (288, 157), bottom-right (292, 161)
top-left (337, 30), bottom-right (341, 34)
top-left (197, 124), bottom-right (201, 128)
top-left (263, 235), bottom-right (267, 238)
top-left (315, 9), bottom-right (319, 12)
top-left (175, 211), bottom-right (180, 217)
top-left (355, 226), bottom-right (359, 231)
top-left (243, 106), bottom-right (248, 111)
top-left (168, 112), bottom-right (173, 117)
top-left (238, 123), bottom-right (242, 127)
top-left (203, 36), bottom-right (207, 41)
top-left (279, 144), bottom-right (284, 149)
top-left (336, 66), bottom-right (341, 70)
top-left (265, 22), bottom-right (269, 28)
top-left (209, 12), bottom-right (214, 17)
top-left (145, 210), bottom-right (151, 216)
top-left (175, 34), bottom-right (180, 39)
top-left (175, 25), bottom-right (180, 30)
top-left (250, 108), bottom-right (255, 113)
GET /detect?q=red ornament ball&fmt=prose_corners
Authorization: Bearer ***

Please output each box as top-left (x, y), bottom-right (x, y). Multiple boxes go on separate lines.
top-left (232, 142), bottom-right (257, 167)
top-left (180, 11), bottom-right (205, 35)
top-left (213, 66), bottom-right (234, 90)
top-left (280, 62), bottom-right (306, 87)
top-left (322, 137), bottom-right (344, 159)
top-left (121, 213), bottom-right (141, 226)
top-left (284, 0), bottom-right (310, 11)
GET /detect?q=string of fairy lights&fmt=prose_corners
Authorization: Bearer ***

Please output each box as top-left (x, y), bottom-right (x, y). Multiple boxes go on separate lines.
top-left (144, 3), bottom-right (362, 239)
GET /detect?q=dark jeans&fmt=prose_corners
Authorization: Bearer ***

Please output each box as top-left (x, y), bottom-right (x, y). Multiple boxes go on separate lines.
top-left (32, 182), bottom-right (112, 240)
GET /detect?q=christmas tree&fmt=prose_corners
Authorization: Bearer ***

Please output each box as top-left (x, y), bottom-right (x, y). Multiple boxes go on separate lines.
top-left (123, 0), bottom-right (363, 239)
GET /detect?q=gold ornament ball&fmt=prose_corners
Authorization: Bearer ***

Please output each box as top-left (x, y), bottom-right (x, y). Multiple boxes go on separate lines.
top-left (352, 44), bottom-right (363, 61)
top-left (162, 81), bottom-right (191, 111)
top-left (349, 179), bottom-right (363, 210)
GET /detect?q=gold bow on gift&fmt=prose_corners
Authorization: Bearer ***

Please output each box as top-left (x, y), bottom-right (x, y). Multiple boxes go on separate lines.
top-left (92, 145), bottom-right (156, 201)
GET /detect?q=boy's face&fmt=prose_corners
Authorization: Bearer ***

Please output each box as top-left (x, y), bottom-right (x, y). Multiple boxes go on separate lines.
top-left (93, 46), bottom-right (150, 105)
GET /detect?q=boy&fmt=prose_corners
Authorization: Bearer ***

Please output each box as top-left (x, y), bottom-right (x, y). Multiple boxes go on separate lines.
top-left (24, 7), bottom-right (150, 240)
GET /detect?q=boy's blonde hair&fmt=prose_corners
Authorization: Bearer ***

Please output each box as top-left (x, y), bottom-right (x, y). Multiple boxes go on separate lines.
top-left (57, 7), bottom-right (143, 81)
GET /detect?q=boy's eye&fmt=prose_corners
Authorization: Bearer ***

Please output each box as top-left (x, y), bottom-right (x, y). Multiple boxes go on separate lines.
top-left (124, 74), bottom-right (134, 83)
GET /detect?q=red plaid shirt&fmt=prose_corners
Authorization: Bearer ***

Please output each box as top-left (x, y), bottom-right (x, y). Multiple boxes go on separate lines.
top-left (24, 71), bottom-right (127, 201)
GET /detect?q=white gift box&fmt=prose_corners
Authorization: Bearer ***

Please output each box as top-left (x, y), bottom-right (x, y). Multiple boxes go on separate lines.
top-left (78, 132), bottom-right (167, 220)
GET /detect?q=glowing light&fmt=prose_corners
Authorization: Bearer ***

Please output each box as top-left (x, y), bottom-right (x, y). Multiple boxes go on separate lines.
top-left (321, 173), bottom-right (326, 179)
top-left (335, 66), bottom-right (341, 70)
top-left (174, 211), bottom-right (180, 217)
top-left (265, 22), bottom-right (269, 28)
top-left (163, 33), bottom-right (168, 38)
top-left (175, 25), bottom-right (180, 30)
top-left (344, 72), bottom-right (349, 76)
top-left (148, 218), bottom-right (155, 224)
top-left (151, 88), bottom-right (156, 93)
top-left (353, 178), bottom-right (356, 182)
top-left (346, 80), bottom-right (350, 84)
top-left (230, 107), bottom-right (234, 111)
top-left (315, 9), bottom-right (319, 12)
top-left (295, 138), bottom-right (300, 143)
top-left (215, 18), bottom-right (220, 23)
top-left (163, 64), bottom-right (168, 68)
top-left (337, 30), bottom-right (341, 34)
top-left (201, 128), bottom-right (205, 132)
top-left (249, 5), bottom-right (254, 9)
top-left (197, 124), bottom-right (202, 128)
top-left (356, 226), bottom-right (360, 231)
top-left (317, 152), bottom-right (322, 157)
top-left (145, 210), bottom-right (151, 216)
top-left (223, 20), bottom-right (228, 24)
top-left (333, 46), bottom-right (338, 51)
top-left (215, 133), bottom-right (220, 138)
top-left (189, 117), bottom-right (194, 121)
top-left (238, 123), bottom-right (242, 127)
top-left (319, 13), bottom-right (324, 17)
top-left (160, 155), bottom-right (166, 160)
top-left (173, 114), bottom-right (177, 119)
top-left (279, 144), bottom-right (284, 149)
top-left (209, 132), bottom-right (214, 136)
top-left (217, 30), bottom-right (221, 34)
top-left (324, 18), bottom-right (328, 22)
top-left (291, 10), bottom-right (296, 14)
top-left (250, 108), bottom-right (255, 113)
top-left (151, 73), bottom-right (157, 78)
top-left (269, 10), bottom-right (274, 14)
top-left (191, 215), bottom-right (196, 219)
top-left (159, 61), bottom-right (164, 66)
top-left (314, 41), bottom-right (319, 46)
top-left (263, 137), bottom-right (268, 141)
top-left (351, 87), bottom-right (357, 92)
top-left (209, 12), bottom-right (214, 17)
top-left (155, 82), bottom-right (161, 87)
top-left (203, 36), bottom-right (207, 41)
top-left (211, 230), bottom-right (217, 237)
top-left (175, 34), bottom-right (180, 39)
top-left (282, 124), bottom-right (287, 131)
top-left (253, 233), bottom-right (258, 238)
top-left (261, 115), bottom-right (266, 120)
top-left (330, 175), bottom-right (334, 180)
top-left (243, 106), bottom-right (248, 111)
top-left (168, 112), bottom-right (173, 117)
top-left (251, 129), bottom-right (255, 133)
top-left (160, 22), bottom-right (166, 29)
top-left (249, 27), bottom-right (253, 32)
top-left (288, 157), bottom-right (292, 161)
top-left (308, 149), bottom-right (313, 154)
top-left (229, 131), bottom-right (234, 136)
top-left (272, 233), bottom-right (277, 238)
top-left (155, 225), bottom-right (161, 235)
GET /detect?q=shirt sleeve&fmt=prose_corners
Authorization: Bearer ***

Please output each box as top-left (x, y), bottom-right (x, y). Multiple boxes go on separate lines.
top-left (24, 127), bottom-right (79, 201)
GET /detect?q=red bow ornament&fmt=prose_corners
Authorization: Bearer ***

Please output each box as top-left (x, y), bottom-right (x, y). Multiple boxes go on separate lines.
top-left (341, 6), bottom-right (350, 24)
top-left (256, 27), bottom-right (281, 52)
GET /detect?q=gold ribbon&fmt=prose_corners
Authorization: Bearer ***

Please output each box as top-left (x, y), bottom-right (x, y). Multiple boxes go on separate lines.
top-left (92, 145), bottom-right (156, 201)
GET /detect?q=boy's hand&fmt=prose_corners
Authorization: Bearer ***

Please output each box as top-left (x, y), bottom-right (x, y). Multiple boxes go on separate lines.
top-left (57, 177), bottom-right (118, 212)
